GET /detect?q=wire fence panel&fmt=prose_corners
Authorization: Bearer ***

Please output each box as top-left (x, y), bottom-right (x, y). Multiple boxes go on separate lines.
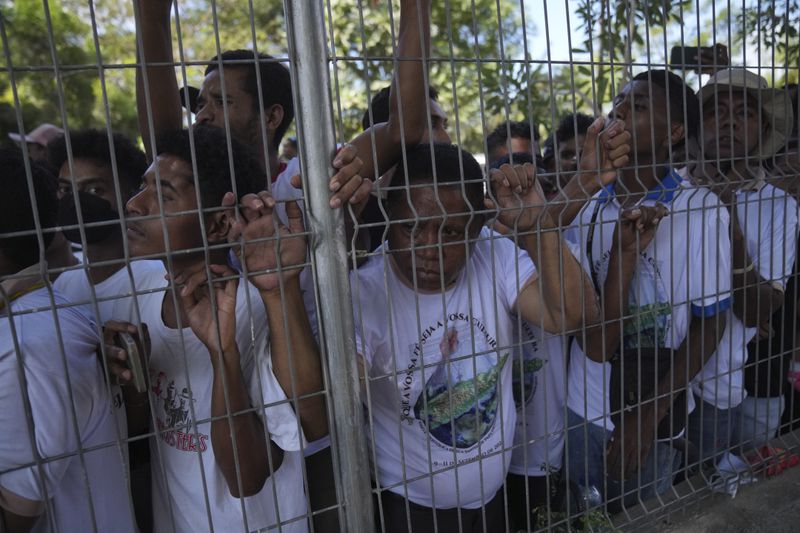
top-left (1, 0), bottom-right (799, 532)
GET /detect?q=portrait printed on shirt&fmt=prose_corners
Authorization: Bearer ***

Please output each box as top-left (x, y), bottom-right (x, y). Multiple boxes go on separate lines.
top-left (403, 314), bottom-right (509, 450)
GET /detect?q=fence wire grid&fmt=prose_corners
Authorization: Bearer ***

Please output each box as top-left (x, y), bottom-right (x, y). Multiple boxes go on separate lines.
top-left (0, 0), bottom-right (799, 532)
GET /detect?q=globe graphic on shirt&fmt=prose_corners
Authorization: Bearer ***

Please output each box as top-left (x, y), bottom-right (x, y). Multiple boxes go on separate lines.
top-left (413, 327), bottom-right (508, 449)
top-left (512, 354), bottom-right (544, 409)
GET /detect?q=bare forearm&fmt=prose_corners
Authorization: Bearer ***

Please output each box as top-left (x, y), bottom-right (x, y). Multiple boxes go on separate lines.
top-left (210, 348), bottom-right (276, 497)
top-left (389, 0), bottom-right (431, 144)
top-left (730, 230), bottom-right (785, 326)
top-left (352, 0), bottom-right (430, 181)
top-left (261, 278), bottom-right (328, 441)
top-left (654, 315), bottom-right (724, 421)
top-left (735, 277), bottom-right (784, 326)
top-left (546, 172), bottom-right (605, 228)
top-left (134, 0), bottom-right (182, 159)
top-left (521, 222), bottom-right (597, 332)
top-left (580, 250), bottom-right (636, 362)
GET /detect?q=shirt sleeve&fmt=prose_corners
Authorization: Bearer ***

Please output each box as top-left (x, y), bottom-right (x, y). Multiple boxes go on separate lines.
top-left (690, 193), bottom-right (733, 317)
top-left (753, 193), bottom-right (799, 291)
top-left (349, 270), bottom-right (373, 373)
top-left (238, 295), bottom-right (304, 453)
top-left (0, 345), bottom-right (79, 505)
top-left (248, 345), bottom-right (304, 453)
top-left (492, 231), bottom-right (537, 311)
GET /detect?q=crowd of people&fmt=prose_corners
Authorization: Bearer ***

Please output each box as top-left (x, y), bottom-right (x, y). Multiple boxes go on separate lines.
top-left (1, 1), bottom-right (799, 532)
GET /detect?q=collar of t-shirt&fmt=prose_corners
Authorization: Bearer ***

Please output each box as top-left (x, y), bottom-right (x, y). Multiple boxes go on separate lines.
top-left (736, 166), bottom-right (767, 193)
top-left (596, 167), bottom-right (683, 206)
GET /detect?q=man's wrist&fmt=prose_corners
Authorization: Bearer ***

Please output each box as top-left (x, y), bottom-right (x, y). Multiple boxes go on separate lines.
top-left (575, 171), bottom-right (607, 196)
top-left (209, 345), bottom-right (240, 365)
top-left (259, 276), bottom-right (302, 301)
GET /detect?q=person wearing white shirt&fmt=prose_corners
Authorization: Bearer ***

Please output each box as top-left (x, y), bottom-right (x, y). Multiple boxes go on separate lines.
top-left (118, 127), bottom-right (326, 532)
top-left (0, 150), bottom-right (136, 533)
top-left (688, 68), bottom-right (797, 461)
top-left (555, 71), bottom-right (732, 509)
top-left (48, 128), bottom-right (155, 528)
top-left (351, 143), bottom-right (602, 532)
top-left (484, 152), bottom-right (571, 528)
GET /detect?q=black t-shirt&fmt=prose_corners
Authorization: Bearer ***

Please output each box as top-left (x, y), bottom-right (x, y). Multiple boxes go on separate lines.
top-left (744, 236), bottom-right (800, 398)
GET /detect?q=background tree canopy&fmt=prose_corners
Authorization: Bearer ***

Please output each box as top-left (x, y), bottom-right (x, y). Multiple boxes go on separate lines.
top-left (1, 0), bottom-right (797, 154)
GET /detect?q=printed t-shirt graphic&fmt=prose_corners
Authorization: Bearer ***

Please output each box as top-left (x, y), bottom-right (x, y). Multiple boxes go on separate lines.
top-left (565, 172), bottom-right (733, 432)
top-left (133, 271), bottom-right (307, 533)
top-left (622, 256), bottom-right (673, 350)
top-left (412, 322), bottom-right (507, 449)
top-left (511, 322), bottom-right (545, 409)
top-left (351, 227), bottom-right (536, 509)
top-left (509, 321), bottom-right (568, 477)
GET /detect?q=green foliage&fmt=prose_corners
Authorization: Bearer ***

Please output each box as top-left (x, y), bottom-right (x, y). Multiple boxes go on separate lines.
top-left (571, 0), bottom-right (693, 107)
top-left (0, 0), bottom-right (96, 143)
top-left (329, 0), bottom-right (528, 152)
top-left (3, 0), bottom-right (794, 157)
top-left (515, 507), bottom-right (620, 533)
top-left (737, 0), bottom-right (799, 85)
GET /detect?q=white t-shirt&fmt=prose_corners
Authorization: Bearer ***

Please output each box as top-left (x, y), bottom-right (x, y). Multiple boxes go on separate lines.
top-left (508, 324), bottom-right (568, 477)
top-left (351, 228), bottom-right (537, 509)
top-left (0, 288), bottom-right (136, 533)
top-left (54, 260), bottom-right (167, 443)
top-left (565, 171), bottom-right (733, 431)
top-left (693, 181), bottom-right (800, 409)
top-left (133, 268), bottom-right (307, 533)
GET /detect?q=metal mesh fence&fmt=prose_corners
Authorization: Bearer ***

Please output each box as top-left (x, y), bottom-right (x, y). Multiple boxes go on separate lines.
top-left (0, 0), bottom-right (799, 532)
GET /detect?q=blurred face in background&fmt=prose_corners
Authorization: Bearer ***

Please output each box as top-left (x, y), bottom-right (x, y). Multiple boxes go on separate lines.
top-left (702, 90), bottom-right (766, 161)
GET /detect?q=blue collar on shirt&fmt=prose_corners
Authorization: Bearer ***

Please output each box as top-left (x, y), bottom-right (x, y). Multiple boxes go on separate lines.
top-left (597, 168), bottom-right (683, 205)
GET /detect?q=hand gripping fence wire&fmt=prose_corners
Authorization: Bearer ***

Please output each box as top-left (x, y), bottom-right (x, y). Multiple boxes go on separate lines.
top-left (285, 1), bottom-right (375, 532)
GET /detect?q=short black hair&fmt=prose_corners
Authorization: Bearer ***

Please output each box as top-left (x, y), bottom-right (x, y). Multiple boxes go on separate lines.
top-left (486, 120), bottom-right (541, 154)
top-left (543, 113), bottom-right (594, 159)
top-left (631, 69), bottom-right (700, 142)
top-left (388, 143), bottom-right (484, 216)
top-left (361, 85), bottom-right (440, 131)
top-left (154, 127), bottom-right (265, 210)
top-left (206, 50), bottom-right (294, 149)
top-left (0, 149), bottom-right (58, 269)
top-left (48, 129), bottom-right (147, 197)
top-left (488, 151), bottom-right (536, 170)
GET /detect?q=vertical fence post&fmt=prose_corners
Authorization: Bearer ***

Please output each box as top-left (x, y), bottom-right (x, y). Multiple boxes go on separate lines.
top-left (285, 1), bottom-right (375, 532)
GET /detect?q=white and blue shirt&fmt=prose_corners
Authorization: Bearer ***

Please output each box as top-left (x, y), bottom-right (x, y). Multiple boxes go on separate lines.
top-left (692, 175), bottom-right (799, 409)
top-left (565, 168), bottom-right (733, 431)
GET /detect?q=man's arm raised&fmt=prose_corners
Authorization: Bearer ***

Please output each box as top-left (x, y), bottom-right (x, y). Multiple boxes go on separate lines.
top-left (349, 0), bottom-right (431, 185)
top-left (547, 118), bottom-right (630, 227)
top-left (228, 191), bottom-right (328, 441)
top-left (134, 0), bottom-right (183, 160)
top-left (485, 163), bottom-right (599, 334)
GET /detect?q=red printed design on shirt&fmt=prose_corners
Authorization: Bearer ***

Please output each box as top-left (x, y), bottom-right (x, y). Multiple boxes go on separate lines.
top-left (151, 371), bottom-right (209, 453)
